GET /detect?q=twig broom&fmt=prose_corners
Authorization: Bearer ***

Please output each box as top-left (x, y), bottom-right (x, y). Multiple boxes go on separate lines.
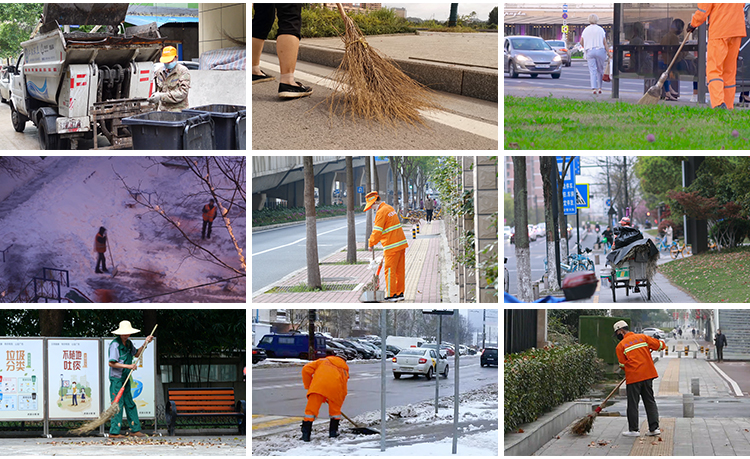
top-left (637, 32), bottom-right (691, 105)
top-left (571, 377), bottom-right (625, 435)
top-left (70, 324), bottom-right (158, 435)
top-left (329, 3), bottom-right (440, 126)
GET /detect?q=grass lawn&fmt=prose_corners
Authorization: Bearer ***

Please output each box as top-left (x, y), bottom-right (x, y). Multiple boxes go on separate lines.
top-left (504, 96), bottom-right (750, 150)
top-left (659, 246), bottom-right (750, 302)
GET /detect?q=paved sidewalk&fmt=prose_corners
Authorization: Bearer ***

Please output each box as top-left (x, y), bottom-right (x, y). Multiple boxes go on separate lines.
top-left (0, 435), bottom-right (245, 456)
top-left (252, 219), bottom-right (448, 303)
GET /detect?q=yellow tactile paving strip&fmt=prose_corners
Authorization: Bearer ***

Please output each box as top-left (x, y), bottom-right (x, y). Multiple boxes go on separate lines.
top-left (658, 359), bottom-right (681, 396)
top-left (252, 415), bottom-right (304, 430)
top-left (629, 418), bottom-right (675, 455)
top-left (403, 238), bottom-right (429, 302)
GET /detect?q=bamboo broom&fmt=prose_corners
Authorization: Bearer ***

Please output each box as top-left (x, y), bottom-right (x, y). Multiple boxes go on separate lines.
top-left (70, 324), bottom-right (158, 435)
top-left (329, 3), bottom-right (440, 127)
top-left (571, 377), bottom-right (625, 435)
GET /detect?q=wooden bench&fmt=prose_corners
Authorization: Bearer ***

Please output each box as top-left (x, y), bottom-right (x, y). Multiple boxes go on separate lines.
top-left (166, 387), bottom-right (246, 436)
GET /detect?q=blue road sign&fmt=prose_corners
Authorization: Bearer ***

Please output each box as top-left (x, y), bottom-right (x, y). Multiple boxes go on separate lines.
top-left (606, 198), bottom-right (612, 207)
top-left (374, 156), bottom-right (389, 162)
top-left (576, 183), bottom-right (590, 208)
top-left (556, 156), bottom-right (580, 176)
top-left (558, 162), bottom-right (576, 215)
top-left (357, 186), bottom-right (365, 193)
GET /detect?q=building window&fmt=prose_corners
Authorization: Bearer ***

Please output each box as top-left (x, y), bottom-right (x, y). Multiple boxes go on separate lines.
top-left (181, 364), bottom-right (238, 383)
top-left (160, 365), bottom-right (173, 383)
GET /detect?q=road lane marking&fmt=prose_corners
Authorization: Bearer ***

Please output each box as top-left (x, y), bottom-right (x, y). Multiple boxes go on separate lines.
top-left (260, 61), bottom-right (498, 141)
top-left (252, 223), bottom-right (360, 256)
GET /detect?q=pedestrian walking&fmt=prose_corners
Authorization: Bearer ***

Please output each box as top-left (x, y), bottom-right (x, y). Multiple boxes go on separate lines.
top-left (365, 191), bottom-right (408, 301)
top-left (666, 225), bottom-right (673, 245)
top-left (425, 195), bottom-right (434, 222)
top-left (580, 14), bottom-right (609, 95)
top-left (301, 355), bottom-right (349, 442)
top-left (252, 4), bottom-right (313, 99)
top-left (107, 321), bottom-right (154, 438)
top-left (151, 46), bottom-right (191, 112)
top-left (614, 320), bottom-right (665, 437)
top-left (202, 199), bottom-right (217, 240)
top-left (687, 3), bottom-right (746, 109)
top-left (692, 328), bottom-right (696, 339)
top-left (94, 226), bottom-right (108, 274)
top-left (678, 327), bottom-right (682, 338)
top-left (715, 329), bottom-right (728, 362)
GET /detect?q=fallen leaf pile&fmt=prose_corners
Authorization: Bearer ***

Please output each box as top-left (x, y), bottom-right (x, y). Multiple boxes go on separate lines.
top-left (39, 437), bottom-right (239, 448)
top-left (588, 440), bottom-right (610, 447)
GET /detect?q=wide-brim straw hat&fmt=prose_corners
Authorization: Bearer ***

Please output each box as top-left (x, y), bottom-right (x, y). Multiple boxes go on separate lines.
top-left (363, 191), bottom-right (379, 211)
top-left (112, 320), bottom-right (140, 335)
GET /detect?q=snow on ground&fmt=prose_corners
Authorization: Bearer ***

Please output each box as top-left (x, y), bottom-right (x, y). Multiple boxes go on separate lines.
top-left (0, 156), bottom-right (246, 302)
top-left (251, 384), bottom-right (498, 456)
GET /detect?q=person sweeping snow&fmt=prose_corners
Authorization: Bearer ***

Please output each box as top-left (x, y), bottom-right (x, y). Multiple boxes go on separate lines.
top-left (301, 355), bottom-right (349, 442)
top-left (108, 321), bottom-right (153, 437)
top-left (365, 191), bottom-right (408, 302)
top-left (614, 320), bottom-right (665, 437)
top-left (94, 226), bottom-right (108, 274)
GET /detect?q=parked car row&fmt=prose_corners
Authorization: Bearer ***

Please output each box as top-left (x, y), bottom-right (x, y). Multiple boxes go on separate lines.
top-left (255, 332), bottom-right (404, 363)
top-left (509, 222), bottom-right (573, 244)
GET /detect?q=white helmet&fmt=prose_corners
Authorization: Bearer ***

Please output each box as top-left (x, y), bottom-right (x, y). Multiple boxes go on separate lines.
top-left (613, 320), bottom-right (629, 332)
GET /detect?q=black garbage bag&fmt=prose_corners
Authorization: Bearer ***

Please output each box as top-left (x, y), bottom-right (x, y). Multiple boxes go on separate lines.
top-left (613, 226), bottom-right (643, 249)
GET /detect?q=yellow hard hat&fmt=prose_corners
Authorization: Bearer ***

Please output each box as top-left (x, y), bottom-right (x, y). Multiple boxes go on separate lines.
top-left (160, 46), bottom-right (178, 63)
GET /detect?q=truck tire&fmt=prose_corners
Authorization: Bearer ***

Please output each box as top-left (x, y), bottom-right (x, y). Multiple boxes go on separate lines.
top-left (11, 106), bottom-right (26, 133)
top-left (38, 119), bottom-right (70, 150)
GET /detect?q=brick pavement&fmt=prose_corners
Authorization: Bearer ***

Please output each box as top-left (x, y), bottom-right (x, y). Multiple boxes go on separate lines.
top-left (252, 219), bottom-right (447, 303)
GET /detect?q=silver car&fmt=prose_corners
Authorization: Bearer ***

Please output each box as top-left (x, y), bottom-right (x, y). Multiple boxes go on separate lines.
top-left (392, 348), bottom-right (448, 380)
top-left (0, 65), bottom-right (10, 104)
top-left (504, 36), bottom-right (562, 79)
top-left (545, 40), bottom-right (572, 67)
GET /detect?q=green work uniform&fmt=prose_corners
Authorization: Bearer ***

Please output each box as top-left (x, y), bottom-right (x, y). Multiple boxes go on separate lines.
top-left (108, 337), bottom-right (142, 435)
top-left (154, 63), bottom-right (191, 112)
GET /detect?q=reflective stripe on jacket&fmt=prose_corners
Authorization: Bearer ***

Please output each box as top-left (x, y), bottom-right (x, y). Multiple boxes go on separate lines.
top-left (302, 356), bottom-right (349, 407)
top-left (616, 331), bottom-right (665, 384)
top-left (691, 3), bottom-right (746, 39)
top-left (369, 202), bottom-right (408, 253)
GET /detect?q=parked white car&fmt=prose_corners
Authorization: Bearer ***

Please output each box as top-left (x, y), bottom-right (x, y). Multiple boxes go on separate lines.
top-left (392, 348), bottom-right (448, 380)
top-left (642, 327), bottom-right (665, 337)
top-left (0, 65), bottom-right (11, 104)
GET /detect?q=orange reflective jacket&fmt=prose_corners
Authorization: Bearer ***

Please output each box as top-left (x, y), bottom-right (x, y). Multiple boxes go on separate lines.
top-left (94, 233), bottom-right (106, 253)
top-left (203, 204), bottom-right (217, 222)
top-left (302, 356), bottom-right (349, 407)
top-left (369, 202), bottom-right (408, 253)
top-left (616, 332), bottom-right (665, 384)
top-left (691, 3), bottom-right (746, 39)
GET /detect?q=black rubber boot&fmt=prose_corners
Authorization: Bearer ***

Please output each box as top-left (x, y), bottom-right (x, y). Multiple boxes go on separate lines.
top-left (329, 418), bottom-right (340, 438)
top-left (301, 420), bottom-right (313, 442)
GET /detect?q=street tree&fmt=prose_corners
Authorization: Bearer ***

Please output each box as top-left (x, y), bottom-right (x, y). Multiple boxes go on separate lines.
top-left (540, 156), bottom-right (560, 290)
top-left (365, 156), bottom-right (373, 243)
top-left (413, 156), bottom-right (438, 206)
top-left (634, 156), bottom-right (683, 208)
top-left (488, 6), bottom-right (498, 25)
top-left (304, 157), bottom-right (322, 289)
top-left (668, 190), bottom-right (747, 251)
top-left (555, 156), bottom-right (575, 261)
top-left (504, 192), bottom-right (514, 227)
top-left (346, 156), bottom-right (357, 263)
top-left (513, 157), bottom-right (532, 302)
top-left (0, 3), bottom-right (42, 59)
top-left (389, 156), bottom-right (401, 211)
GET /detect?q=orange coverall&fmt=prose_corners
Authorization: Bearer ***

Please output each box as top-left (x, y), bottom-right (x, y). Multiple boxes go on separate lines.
top-left (368, 202), bottom-right (408, 298)
top-left (615, 331), bottom-right (665, 384)
top-left (690, 3), bottom-right (746, 109)
top-left (302, 356), bottom-right (349, 421)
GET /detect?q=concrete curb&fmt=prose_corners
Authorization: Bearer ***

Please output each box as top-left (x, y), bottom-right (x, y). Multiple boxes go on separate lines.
top-left (504, 401), bottom-right (590, 456)
top-left (262, 40), bottom-right (498, 102)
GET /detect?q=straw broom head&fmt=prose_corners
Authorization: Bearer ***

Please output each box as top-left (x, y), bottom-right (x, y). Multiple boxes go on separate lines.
top-left (70, 402), bottom-right (120, 435)
top-left (571, 413), bottom-right (596, 435)
top-left (328, 11), bottom-right (441, 127)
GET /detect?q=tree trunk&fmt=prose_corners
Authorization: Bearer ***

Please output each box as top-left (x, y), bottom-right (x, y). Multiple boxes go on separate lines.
top-left (390, 158), bottom-right (399, 213)
top-left (513, 157), bottom-right (532, 302)
top-left (304, 157), bottom-right (322, 289)
top-left (556, 162), bottom-right (570, 261)
top-left (39, 310), bottom-right (64, 336)
top-left (402, 173), bottom-right (409, 210)
top-left (346, 157), bottom-right (357, 263)
top-left (373, 158), bottom-right (380, 193)
top-left (540, 157), bottom-right (560, 290)
top-left (365, 157), bottom-right (372, 245)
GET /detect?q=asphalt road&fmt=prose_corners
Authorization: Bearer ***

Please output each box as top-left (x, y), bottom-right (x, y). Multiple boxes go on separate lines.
top-left (252, 214), bottom-right (368, 293)
top-left (251, 355), bottom-right (497, 418)
top-left (0, 101), bottom-right (42, 149)
top-left (504, 59), bottom-right (695, 97)
top-left (253, 57), bottom-right (498, 150)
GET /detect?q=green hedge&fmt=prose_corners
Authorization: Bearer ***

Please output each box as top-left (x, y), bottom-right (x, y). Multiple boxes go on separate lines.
top-left (504, 344), bottom-right (598, 433)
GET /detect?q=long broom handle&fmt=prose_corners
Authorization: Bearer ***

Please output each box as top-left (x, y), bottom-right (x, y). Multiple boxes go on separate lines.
top-left (113, 324), bottom-right (158, 403)
top-left (597, 377), bottom-right (626, 409)
top-left (662, 32), bottom-right (691, 77)
top-left (335, 3), bottom-right (347, 20)
top-left (106, 237), bottom-right (115, 269)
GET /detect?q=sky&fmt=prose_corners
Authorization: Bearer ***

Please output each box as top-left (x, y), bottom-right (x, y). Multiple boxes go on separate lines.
top-left (382, 3), bottom-right (497, 21)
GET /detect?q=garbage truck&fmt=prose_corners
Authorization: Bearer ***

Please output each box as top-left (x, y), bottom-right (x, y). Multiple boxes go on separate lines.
top-left (9, 3), bottom-right (167, 149)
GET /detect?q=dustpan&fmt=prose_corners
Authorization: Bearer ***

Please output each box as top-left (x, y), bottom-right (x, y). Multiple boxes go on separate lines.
top-left (359, 249), bottom-right (384, 303)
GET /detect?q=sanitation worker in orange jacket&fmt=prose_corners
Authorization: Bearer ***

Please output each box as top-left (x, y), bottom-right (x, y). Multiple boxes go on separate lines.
top-left (301, 355), bottom-right (349, 442)
top-left (365, 191), bottom-right (408, 301)
top-left (94, 226), bottom-right (108, 274)
top-left (687, 3), bottom-right (746, 109)
top-left (614, 320), bottom-right (665, 438)
top-left (201, 199), bottom-right (217, 240)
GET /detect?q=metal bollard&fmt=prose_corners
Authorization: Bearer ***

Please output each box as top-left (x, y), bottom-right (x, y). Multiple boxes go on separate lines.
top-left (678, 350), bottom-right (682, 359)
top-left (691, 378), bottom-right (700, 396)
top-left (595, 254), bottom-right (600, 265)
top-left (532, 282), bottom-right (540, 301)
top-left (412, 228), bottom-right (416, 239)
top-left (683, 393), bottom-right (694, 418)
top-left (416, 223), bottom-right (420, 234)
top-left (693, 351), bottom-right (697, 359)
top-left (665, 347), bottom-right (669, 356)
top-left (660, 350), bottom-right (664, 358)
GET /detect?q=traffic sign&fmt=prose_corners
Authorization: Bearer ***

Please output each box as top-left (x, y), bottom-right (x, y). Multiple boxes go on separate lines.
top-left (357, 186), bottom-right (364, 193)
top-left (606, 198), bottom-right (612, 207)
top-left (575, 183), bottom-right (590, 208)
top-left (556, 156), bottom-right (580, 176)
top-left (557, 160), bottom-right (576, 215)
top-left (562, 25), bottom-right (569, 33)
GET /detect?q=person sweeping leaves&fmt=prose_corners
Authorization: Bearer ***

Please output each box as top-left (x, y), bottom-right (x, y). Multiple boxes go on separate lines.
top-left (614, 320), bottom-right (665, 437)
top-left (301, 355), bottom-right (349, 442)
top-left (365, 191), bottom-right (408, 301)
top-left (108, 321), bottom-right (153, 437)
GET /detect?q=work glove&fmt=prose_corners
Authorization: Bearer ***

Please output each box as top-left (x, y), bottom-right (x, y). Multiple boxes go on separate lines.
top-left (686, 23), bottom-right (696, 34)
top-left (149, 92), bottom-right (164, 103)
top-left (369, 258), bottom-right (379, 275)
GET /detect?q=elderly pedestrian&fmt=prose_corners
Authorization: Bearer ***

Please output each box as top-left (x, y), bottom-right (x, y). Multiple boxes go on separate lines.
top-left (108, 321), bottom-right (154, 438)
top-left (687, 3), bottom-right (746, 109)
top-left (301, 355), bottom-right (349, 441)
top-left (715, 329), bottom-right (728, 362)
top-left (580, 14), bottom-right (609, 95)
top-left (151, 46), bottom-right (191, 111)
top-left (614, 320), bottom-right (665, 437)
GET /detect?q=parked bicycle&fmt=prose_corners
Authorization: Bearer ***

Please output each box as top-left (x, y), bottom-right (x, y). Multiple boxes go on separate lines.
top-left (568, 247), bottom-right (595, 271)
top-left (655, 235), bottom-right (670, 252)
top-left (670, 240), bottom-right (692, 259)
